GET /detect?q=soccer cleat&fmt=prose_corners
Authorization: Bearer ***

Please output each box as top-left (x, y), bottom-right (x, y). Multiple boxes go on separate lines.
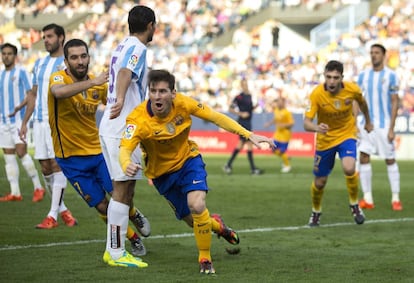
top-left (199, 258), bottom-right (215, 275)
top-left (32, 188), bottom-right (46, 202)
top-left (60, 210), bottom-right (78, 227)
top-left (222, 164), bottom-right (232, 174)
top-left (130, 209), bottom-right (151, 237)
top-left (350, 204), bottom-right (365, 224)
top-left (392, 201), bottom-right (403, 211)
top-left (281, 165), bottom-right (291, 173)
top-left (0, 194), bottom-right (23, 202)
top-left (103, 250), bottom-right (148, 268)
top-left (211, 213), bottom-right (239, 245)
top-left (130, 237), bottom-right (147, 257)
top-left (36, 216), bottom-right (58, 229)
top-left (308, 212), bottom-right (321, 227)
top-left (358, 199), bottom-right (374, 209)
top-left (251, 168), bottom-right (263, 175)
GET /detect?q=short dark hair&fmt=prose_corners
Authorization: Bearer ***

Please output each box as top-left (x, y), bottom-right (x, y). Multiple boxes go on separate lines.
top-left (1, 43), bottom-right (17, 55)
top-left (325, 60), bottom-right (344, 75)
top-left (148, 69), bottom-right (175, 91)
top-left (63, 39), bottom-right (88, 59)
top-left (371, 43), bottom-right (386, 54)
top-left (42, 23), bottom-right (65, 44)
top-left (128, 5), bottom-right (156, 34)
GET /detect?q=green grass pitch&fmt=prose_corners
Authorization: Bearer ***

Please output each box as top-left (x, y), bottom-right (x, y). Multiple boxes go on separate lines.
top-left (1, 154), bottom-right (414, 282)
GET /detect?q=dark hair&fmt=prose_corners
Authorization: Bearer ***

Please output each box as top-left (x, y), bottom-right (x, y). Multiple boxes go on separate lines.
top-left (42, 23), bottom-right (65, 43)
top-left (325, 60), bottom-right (344, 75)
top-left (63, 39), bottom-right (88, 59)
top-left (128, 5), bottom-right (156, 34)
top-left (371, 43), bottom-right (386, 54)
top-left (148, 69), bottom-right (175, 91)
top-left (1, 42), bottom-right (17, 55)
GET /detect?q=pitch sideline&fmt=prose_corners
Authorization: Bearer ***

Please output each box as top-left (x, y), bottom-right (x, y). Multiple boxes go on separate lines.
top-left (1, 217), bottom-right (413, 252)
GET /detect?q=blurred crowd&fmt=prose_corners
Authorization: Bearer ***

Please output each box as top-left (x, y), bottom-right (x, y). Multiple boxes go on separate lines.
top-left (0, 0), bottom-right (413, 114)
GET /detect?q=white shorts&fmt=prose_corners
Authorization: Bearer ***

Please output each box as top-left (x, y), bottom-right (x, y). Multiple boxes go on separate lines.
top-left (358, 127), bottom-right (395, 159)
top-left (33, 120), bottom-right (55, 160)
top-left (0, 123), bottom-right (25, 148)
top-left (100, 135), bottom-right (143, 181)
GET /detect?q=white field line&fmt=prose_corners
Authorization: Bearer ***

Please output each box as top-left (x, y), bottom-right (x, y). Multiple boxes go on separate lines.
top-left (1, 217), bottom-right (413, 252)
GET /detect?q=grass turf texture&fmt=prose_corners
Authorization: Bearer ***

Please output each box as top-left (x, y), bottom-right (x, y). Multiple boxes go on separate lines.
top-left (1, 154), bottom-right (414, 282)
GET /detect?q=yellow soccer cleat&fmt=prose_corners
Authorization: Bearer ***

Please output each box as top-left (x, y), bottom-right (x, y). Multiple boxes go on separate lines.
top-left (103, 250), bottom-right (148, 268)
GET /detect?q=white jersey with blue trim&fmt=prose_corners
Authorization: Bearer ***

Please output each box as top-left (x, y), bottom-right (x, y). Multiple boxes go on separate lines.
top-left (99, 36), bottom-right (148, 138)
top-left (357, 67), bottom-right (399, 129)
top-left (0, 65), bottom-right (32, 125)
top-left (32, 55), bottom-right (65, 122)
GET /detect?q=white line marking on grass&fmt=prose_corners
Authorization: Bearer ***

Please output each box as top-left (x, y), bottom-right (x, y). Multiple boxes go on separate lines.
top-left (1, 217), bottom-right (413, 252)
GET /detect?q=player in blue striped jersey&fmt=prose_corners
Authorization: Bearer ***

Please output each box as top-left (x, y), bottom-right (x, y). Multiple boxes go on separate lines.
top-left (19, 24), bottom-right (78, 228)
top-left (0, 43), bottom-right (44, 202)
top-left (357, 43), bottom-right (402, 211)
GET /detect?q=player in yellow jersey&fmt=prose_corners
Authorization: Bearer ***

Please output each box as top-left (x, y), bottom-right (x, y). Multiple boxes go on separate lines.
top-left (119, 69), bottom-right (274, 274)
top-left (304, 60), bottom-right (373, 227)
top-left (48, 39), bottom-right (148, 267)
top-left (264, 96), bottom-right (294, 173)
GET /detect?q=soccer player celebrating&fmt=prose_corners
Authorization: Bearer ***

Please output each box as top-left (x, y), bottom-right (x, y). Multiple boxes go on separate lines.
top-left (304, 60), bottom-right (373, 227)
top-left (119, 69), bottom-right (274, 274)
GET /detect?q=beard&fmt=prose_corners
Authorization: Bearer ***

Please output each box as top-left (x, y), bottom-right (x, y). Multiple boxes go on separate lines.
top-left (69, 65), bottom-right (88, 80)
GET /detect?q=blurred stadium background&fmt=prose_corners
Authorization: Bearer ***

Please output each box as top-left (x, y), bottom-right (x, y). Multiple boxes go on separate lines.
top-left (1, 0), bottom-right (413, 159)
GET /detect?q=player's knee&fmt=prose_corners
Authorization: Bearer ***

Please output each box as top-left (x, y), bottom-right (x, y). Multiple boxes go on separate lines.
top-left (188, 200), bottom-right (206, 215)
top-left (95, 200), bottom-right (109, 215)
top-left (359, 152), bottom-right (370, 164)
top-left (343, 168), bottom-right (356, 177)
top-left (314, 178), bottom-right (327, 189)
top-left (385, 159), bottom-right (396, 166)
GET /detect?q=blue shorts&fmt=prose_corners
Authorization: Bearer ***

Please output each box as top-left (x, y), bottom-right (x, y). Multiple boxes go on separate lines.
top-left (313, 139), bottom-right (357, 177)
top-left (56, 154), bottom-right (113, 207)
top-left (152, 155), bottom-right (208, 220)
top-left (273, 140), bottom-right (289, 154)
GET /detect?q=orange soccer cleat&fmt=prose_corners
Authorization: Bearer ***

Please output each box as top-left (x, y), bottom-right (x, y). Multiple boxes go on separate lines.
top-left (392, 201), bottom-right (403, 211)
top-left (0, 194), bottom-right (23, 202)
top-left (36, 216), bottom-right (58, 229)
top-left (358, 199), bottom-right (374, 209)
top-left (61, 210), bottom-right (78, 227)
top-left (32, 188), bottom-right (46, 202)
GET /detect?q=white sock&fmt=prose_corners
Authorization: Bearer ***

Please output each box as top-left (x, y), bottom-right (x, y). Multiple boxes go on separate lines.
top-left (54, 171), bottom-right (69, 213)
top-left (20, 154), bottom-right (42, 190)
top-left (4, 154), bottom-right (20, 196)
top-left (106, 199), bottom-right (129, 260)
top-left (359, 163), bottom-right (373, 203)
top-left (387, 163), bottom-right (400, 202)
top-left (47, 171), bottom-right (67, 220)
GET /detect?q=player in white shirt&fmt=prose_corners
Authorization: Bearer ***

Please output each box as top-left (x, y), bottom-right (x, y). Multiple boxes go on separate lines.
top-left (357, 43), bottom-right (402, 211)
top-left (0, 43), bottom-right (44, 202)
top-left (19, 24), bottom-right (78, 228)
top-left (99, 5), bottom-right (155, 268)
